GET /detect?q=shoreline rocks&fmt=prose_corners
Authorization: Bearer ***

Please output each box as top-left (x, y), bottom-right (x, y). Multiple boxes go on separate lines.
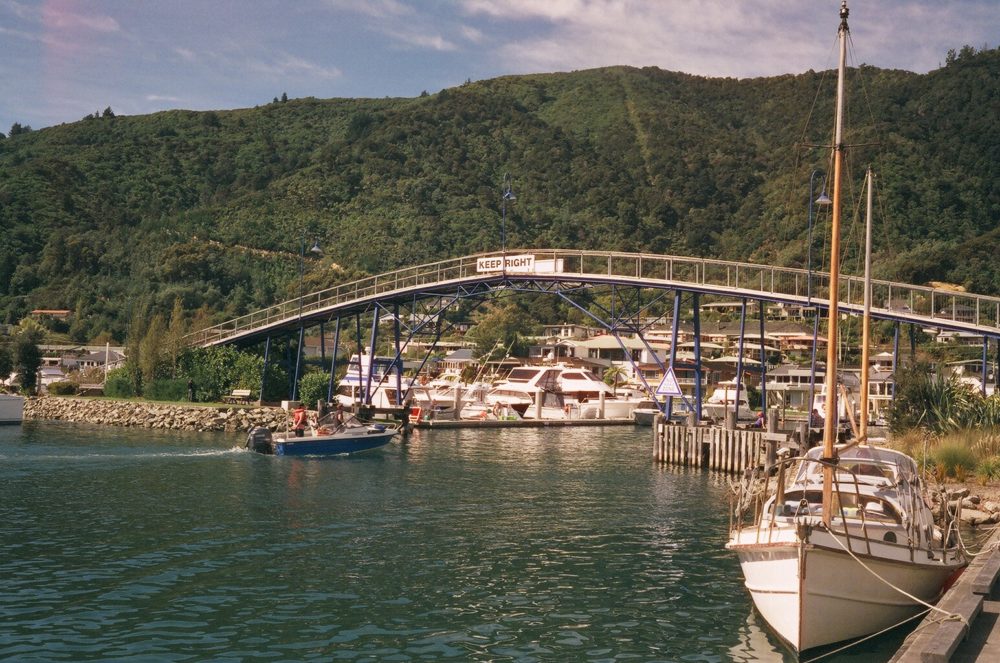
top-left (24, 396), bottom-right (289, 433)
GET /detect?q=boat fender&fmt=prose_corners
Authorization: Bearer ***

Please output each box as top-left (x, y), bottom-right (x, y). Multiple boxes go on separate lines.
top-left (245, 426), bottom-right (274, 454)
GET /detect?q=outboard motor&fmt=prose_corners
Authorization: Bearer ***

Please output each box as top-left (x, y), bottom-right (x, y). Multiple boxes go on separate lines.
top-left (245, 426), bottom-right (274, 454)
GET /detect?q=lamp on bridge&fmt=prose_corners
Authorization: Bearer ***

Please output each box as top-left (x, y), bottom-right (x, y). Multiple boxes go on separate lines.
top-left (501, 172), bottom-right (515, 263)
top-left (808, 170), bottom-right (832, 305)
top-left (299, 235), bottom-right (323, 314)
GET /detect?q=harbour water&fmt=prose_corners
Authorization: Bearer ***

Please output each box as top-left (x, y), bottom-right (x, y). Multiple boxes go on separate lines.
top-left (2, 421), bottom-right (907, 661)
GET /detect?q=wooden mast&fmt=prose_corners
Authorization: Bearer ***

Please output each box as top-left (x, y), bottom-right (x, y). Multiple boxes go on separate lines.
top-left (860, 167), bottom-right (874, 443)
top-left (821, 1), bottom-right (850, 525)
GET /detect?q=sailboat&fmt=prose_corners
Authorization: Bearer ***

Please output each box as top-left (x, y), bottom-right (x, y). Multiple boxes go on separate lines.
top-left (725, 2), bottom-right (967, 653)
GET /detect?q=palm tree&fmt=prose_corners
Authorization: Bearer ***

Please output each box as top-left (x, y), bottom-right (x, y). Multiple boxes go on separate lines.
top-left (603, 365), bottom-right (627, 396)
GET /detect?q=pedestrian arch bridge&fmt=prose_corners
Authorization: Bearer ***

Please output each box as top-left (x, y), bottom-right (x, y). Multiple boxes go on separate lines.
top-left (186, 249), bottom-right (1000, 348)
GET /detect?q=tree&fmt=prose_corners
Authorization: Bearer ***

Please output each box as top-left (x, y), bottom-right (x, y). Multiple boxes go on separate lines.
top-left (164, 297), bottom-right (187, 378)
top-left (464, 304), bottom-right (532, 357)
top-left (102, 106), bottom-right (115, 118)
top-left (13, 320), bottom-right (45, 394)
top-left (603, 365), bottom-right (627, 395)
top-left (0, 343), bottom-right (13, 386)
top-left (8, 122), bottom-right (32, 136)
top-left (139, 313), bottom-right (168, 387)
top-left (124, 301), bottom-right (150, 395)
top-left (281, 92), bottom-right (288, 103)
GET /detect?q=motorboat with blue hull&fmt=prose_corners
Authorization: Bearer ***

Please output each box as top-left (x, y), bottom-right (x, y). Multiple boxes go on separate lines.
top-left (246, 413), bottom-right (398, 456)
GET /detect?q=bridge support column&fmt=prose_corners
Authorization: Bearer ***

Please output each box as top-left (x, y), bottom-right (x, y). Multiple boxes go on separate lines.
top-left (292, 325), bottom-right (305, 402)
top-left (666, 291), bottom-right (680, 419)
top-left (355, 314), bottom-right (364, 407)
top-left (982, 337), bottom-right (989, 396)
top-left (319, 321), bottom-right (325, 365)
top-left (693, 293), bottom-right (702, 422)
top-left (735, 299), bottom-right (748, 423)
top-left (366, 309), bottom-right (379, 406)
top-left (260, 336), bottom-right (271, 406)
top-left (327, 317), bottom-right (341, 403)
top-left (892, 321), bottom-right (900, 401)
top-left (759, 298), bottom-right (767, 421)
top-left (394, 303), bottom-right (402, 402)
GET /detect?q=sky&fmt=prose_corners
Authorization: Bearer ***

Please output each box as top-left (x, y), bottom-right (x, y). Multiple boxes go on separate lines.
top-left (1, 0), bottom-right (997, 133)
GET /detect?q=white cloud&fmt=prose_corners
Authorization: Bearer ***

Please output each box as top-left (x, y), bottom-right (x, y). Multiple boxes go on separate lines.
top-left (146, 94), bottom-right (181, 102)
top-left (460, 24), bottom-right (484, 43)
top-left (460, 0), bottom-right (998, 78)
top-left (174, 47), bottom-right (197, 62)
top-left (41, 5), bottom-right (120, 33)
top-left (245, 52), bottom-right (343, 81)
top-left (322, 0), bottom-right (413, 19)
top-left (384, 28), bottom-right (458, 52)
top-left (0, 24), bottom-right (37, 41)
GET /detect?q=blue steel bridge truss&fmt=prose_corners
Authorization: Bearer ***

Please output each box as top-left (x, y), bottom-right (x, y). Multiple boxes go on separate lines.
top-left (185, 250), bottom-right (1000, 414)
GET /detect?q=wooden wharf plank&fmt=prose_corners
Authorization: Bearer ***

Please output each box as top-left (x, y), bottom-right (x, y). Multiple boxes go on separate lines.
top-left (891, 525), bottom-right (1000, 662)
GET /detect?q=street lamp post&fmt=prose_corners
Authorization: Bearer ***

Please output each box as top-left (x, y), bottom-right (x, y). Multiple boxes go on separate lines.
top-left (807, 171), bottom-right (831, 424)
top-left (292, 233), bottom-right (322, 402)
top-left (501, 172), bottom-right (515, 274)
top-left (807, 170), bottom-right (832, 305)
top-left (298, 235), bottom-right (322, 316)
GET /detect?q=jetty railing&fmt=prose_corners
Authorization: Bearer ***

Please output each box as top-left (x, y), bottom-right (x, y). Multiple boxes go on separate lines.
top-left (186, 249), bottom-right (1000, 347)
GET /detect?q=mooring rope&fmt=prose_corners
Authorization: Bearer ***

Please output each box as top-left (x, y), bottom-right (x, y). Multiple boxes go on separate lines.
top-left (801, 607), bottom-right (931, 663)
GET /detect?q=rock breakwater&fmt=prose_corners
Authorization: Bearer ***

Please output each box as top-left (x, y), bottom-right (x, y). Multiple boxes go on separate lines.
top-left (25, 397), bottom-right (288, 433)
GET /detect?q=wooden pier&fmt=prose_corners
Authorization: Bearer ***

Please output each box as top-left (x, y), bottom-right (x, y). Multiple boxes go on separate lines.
top-left (890, 525), bottom-right (1000, 662)
top-left (651, 412), bottom-right (802, 474)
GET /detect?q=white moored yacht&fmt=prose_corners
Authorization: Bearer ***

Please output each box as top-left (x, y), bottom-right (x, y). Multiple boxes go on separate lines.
top-left (726, 2), bottom-right (967, 653)
top-left (486, 364), bottom-right (643, 419)
top-left (727, 445), bottom-right (966, 652)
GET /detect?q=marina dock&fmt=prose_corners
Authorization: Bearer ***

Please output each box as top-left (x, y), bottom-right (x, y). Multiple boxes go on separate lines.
top-left (891, 525), bottom-right (1000, 662)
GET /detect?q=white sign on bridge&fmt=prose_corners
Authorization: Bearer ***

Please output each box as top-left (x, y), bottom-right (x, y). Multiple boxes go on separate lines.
top-left (476, 255), bottom-right (563, 274)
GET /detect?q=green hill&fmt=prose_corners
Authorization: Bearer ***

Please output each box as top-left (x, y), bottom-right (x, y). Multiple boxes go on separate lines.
top-left (1, 47), bottom-right (998, 342)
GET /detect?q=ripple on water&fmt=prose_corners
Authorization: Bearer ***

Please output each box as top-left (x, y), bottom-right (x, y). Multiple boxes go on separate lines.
top-left (2, 423), bottom-right (920, 661)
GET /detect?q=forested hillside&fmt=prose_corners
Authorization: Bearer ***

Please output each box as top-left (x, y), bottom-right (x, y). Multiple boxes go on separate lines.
top-left (1, 47), bottom-right (997, 342)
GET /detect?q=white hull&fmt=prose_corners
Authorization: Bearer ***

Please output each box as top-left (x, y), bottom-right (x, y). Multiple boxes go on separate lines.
top-left (579, 398), bottom-right (643, 419)
top-left (729, 529), bottom-right (962, 652)
top-left (0, 394), bottom-right (25, 425)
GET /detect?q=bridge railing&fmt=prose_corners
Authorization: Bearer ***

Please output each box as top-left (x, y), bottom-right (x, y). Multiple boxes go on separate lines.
top-left (186, 250), bottom-right (1000, 347)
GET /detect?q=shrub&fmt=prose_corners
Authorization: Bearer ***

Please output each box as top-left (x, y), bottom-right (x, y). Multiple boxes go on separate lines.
top-left (104, 367), bottom-right (135, 399)
top-left (972, 431), bottom-right (1000, 459)
top-left (178, 346), bottom-right (282, 402)
top-left (298, 371), bottom-right (333, 408)
top-left (144, 378), bottom-right (188, 402)
top-left (976, 456), bottom-right (1000, 484)
top-left (47, 381), bottom-right (78, 396)
top-left (930, 440), bottom-right (978, 479)
top-left (888, 366), bottom-right (980, 434)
